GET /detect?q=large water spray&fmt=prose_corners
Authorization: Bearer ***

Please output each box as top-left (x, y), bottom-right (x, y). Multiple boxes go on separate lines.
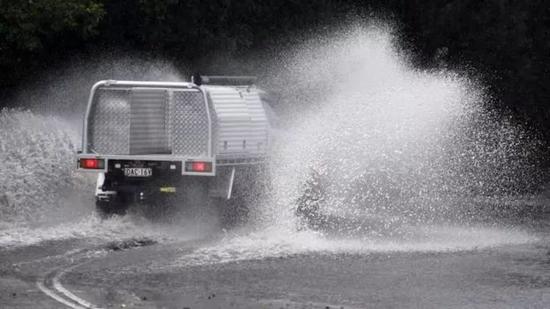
top-left (0, 25), bottom-right (541, 255)
top-left (257, 25), bottom-right (541, 234)
top-left (0, 58), bottom-right (188, 245)
top-left (172, 25), bottom-right (542, 267)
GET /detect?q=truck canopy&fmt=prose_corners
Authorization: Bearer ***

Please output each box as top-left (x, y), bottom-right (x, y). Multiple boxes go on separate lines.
top-left (81, 79), bottom-right (271, 173)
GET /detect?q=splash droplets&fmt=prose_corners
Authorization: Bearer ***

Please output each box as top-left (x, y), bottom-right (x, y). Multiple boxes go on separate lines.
top-left (262, 25), bottom-right (540, 233)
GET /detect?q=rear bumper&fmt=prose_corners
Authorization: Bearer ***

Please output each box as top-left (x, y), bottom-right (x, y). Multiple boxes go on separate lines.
top-left (94, 165), bottom-right (193, 200)
top-left (76, 154), bottom-right (216, 176)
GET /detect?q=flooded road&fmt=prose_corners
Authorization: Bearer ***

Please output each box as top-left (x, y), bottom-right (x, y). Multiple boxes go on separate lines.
top-left (1, 25), bottom-right (549, 308)
top-left (0, 212), bottom-right (549, 308)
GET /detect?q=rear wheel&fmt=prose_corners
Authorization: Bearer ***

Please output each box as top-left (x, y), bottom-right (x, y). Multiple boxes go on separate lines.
top-left (95, 197), bottom-right (129, 218)
top-left (216, 165), bottom-right (268, 228)
top-left (217, 188), bottom-right (249, 228)
top-left (134, 176), bottom-right (215, 222)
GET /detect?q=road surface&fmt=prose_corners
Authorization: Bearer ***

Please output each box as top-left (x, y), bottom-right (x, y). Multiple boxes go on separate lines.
top-left (1, 205), bottom-right (549, 309)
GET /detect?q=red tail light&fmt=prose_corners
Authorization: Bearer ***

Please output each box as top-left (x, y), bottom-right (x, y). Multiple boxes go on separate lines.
top-left (185, 161), bottom-right (212, 173)
top-left (80, 158), bottom-right (105, 169)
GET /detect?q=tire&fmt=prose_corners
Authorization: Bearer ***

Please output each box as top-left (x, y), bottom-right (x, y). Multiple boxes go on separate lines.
top-left (216, 165), bottom-right (268, 228)
top-left (140, 177), bottom-right (213, 222)
top-left (95, 198), bottom-right (128, 218)
top-left (217, 187), bottom-right (249, 228)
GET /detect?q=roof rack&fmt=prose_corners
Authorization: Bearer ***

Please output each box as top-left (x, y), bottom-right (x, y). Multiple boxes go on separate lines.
top-left (191, 74), bottom-right (256, 86)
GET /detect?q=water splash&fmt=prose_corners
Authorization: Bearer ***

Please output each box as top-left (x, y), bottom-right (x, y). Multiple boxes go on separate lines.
top-left (171, 24), bottom-right (542, 266)
top-left (176, 225), bottom-right (535, 267)
top-left (16, 56), bottom-right (185, 115)
top-left (0, 58), bottom-right (191, 247)
top-left (0, 109), bottom-right (89, 225)
top-left (260, 24), bottom-right (541, 232)
top-left (0, 213), bottom-right (215, 249)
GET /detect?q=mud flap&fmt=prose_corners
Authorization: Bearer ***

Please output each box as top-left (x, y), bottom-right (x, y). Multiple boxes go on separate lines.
top-left (95, 173), bottom-right (117, 202)
top-left (208, 167), bottom-right (235, 199)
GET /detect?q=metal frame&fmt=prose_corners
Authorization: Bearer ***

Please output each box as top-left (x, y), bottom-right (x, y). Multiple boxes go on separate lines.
top-left (200, 87), bottom-right (213, 157)
top-left (216, 156), bottom-right (267, 166)
top-left (194, 75), bottom-right (257, 86)
top-left (80, 80), bottom-right (215, 176)
top-left (83, 80), bottom-right (203, 153)
top-left (226, 167), bottom-right (236, 199)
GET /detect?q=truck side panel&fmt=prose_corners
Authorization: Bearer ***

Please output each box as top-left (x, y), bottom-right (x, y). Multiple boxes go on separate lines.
top-left (206, 86), bottom-right (270, 158)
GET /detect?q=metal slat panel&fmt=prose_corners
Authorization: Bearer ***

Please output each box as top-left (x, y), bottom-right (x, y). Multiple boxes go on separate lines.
top-left (243, 92), bottom-right (268, 122)
top-left (208, 88), bottom-right (251, 121)
top-left (241, 91), bottom-right (269, 155)
top-left (129, 89), bottom-right (170, 155)
top-left (206, 86), bottom-right (270, 157)
top-left (209, 88), bottom-right (251, 154)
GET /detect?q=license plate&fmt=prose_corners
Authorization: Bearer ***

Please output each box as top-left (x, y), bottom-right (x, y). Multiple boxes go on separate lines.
top-left (123, 167), bottom-right (152, 177)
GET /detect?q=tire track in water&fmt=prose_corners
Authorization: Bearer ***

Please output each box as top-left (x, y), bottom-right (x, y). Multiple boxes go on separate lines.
top-left (37, 264), bottom-right (97, 309)
top-left (30, 238), bottom-right (157, 308)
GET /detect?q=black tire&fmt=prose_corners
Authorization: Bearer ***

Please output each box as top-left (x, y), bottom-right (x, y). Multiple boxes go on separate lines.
top-left (217, 188), bottom-right (249, 228)
top-left (216, 165), bottom-right (269, 228)
top-left (139, 177), bottom-right (214, 222)
top-left (95, 199), bottom-right (128, 218)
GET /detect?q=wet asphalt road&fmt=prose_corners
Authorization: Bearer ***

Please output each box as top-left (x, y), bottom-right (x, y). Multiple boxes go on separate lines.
top-left (1, 221), bottom-right (550, 309)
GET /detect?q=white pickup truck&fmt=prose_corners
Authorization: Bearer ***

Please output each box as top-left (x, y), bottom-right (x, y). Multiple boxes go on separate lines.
top-left (77, 76), bottom-right (275, 217)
